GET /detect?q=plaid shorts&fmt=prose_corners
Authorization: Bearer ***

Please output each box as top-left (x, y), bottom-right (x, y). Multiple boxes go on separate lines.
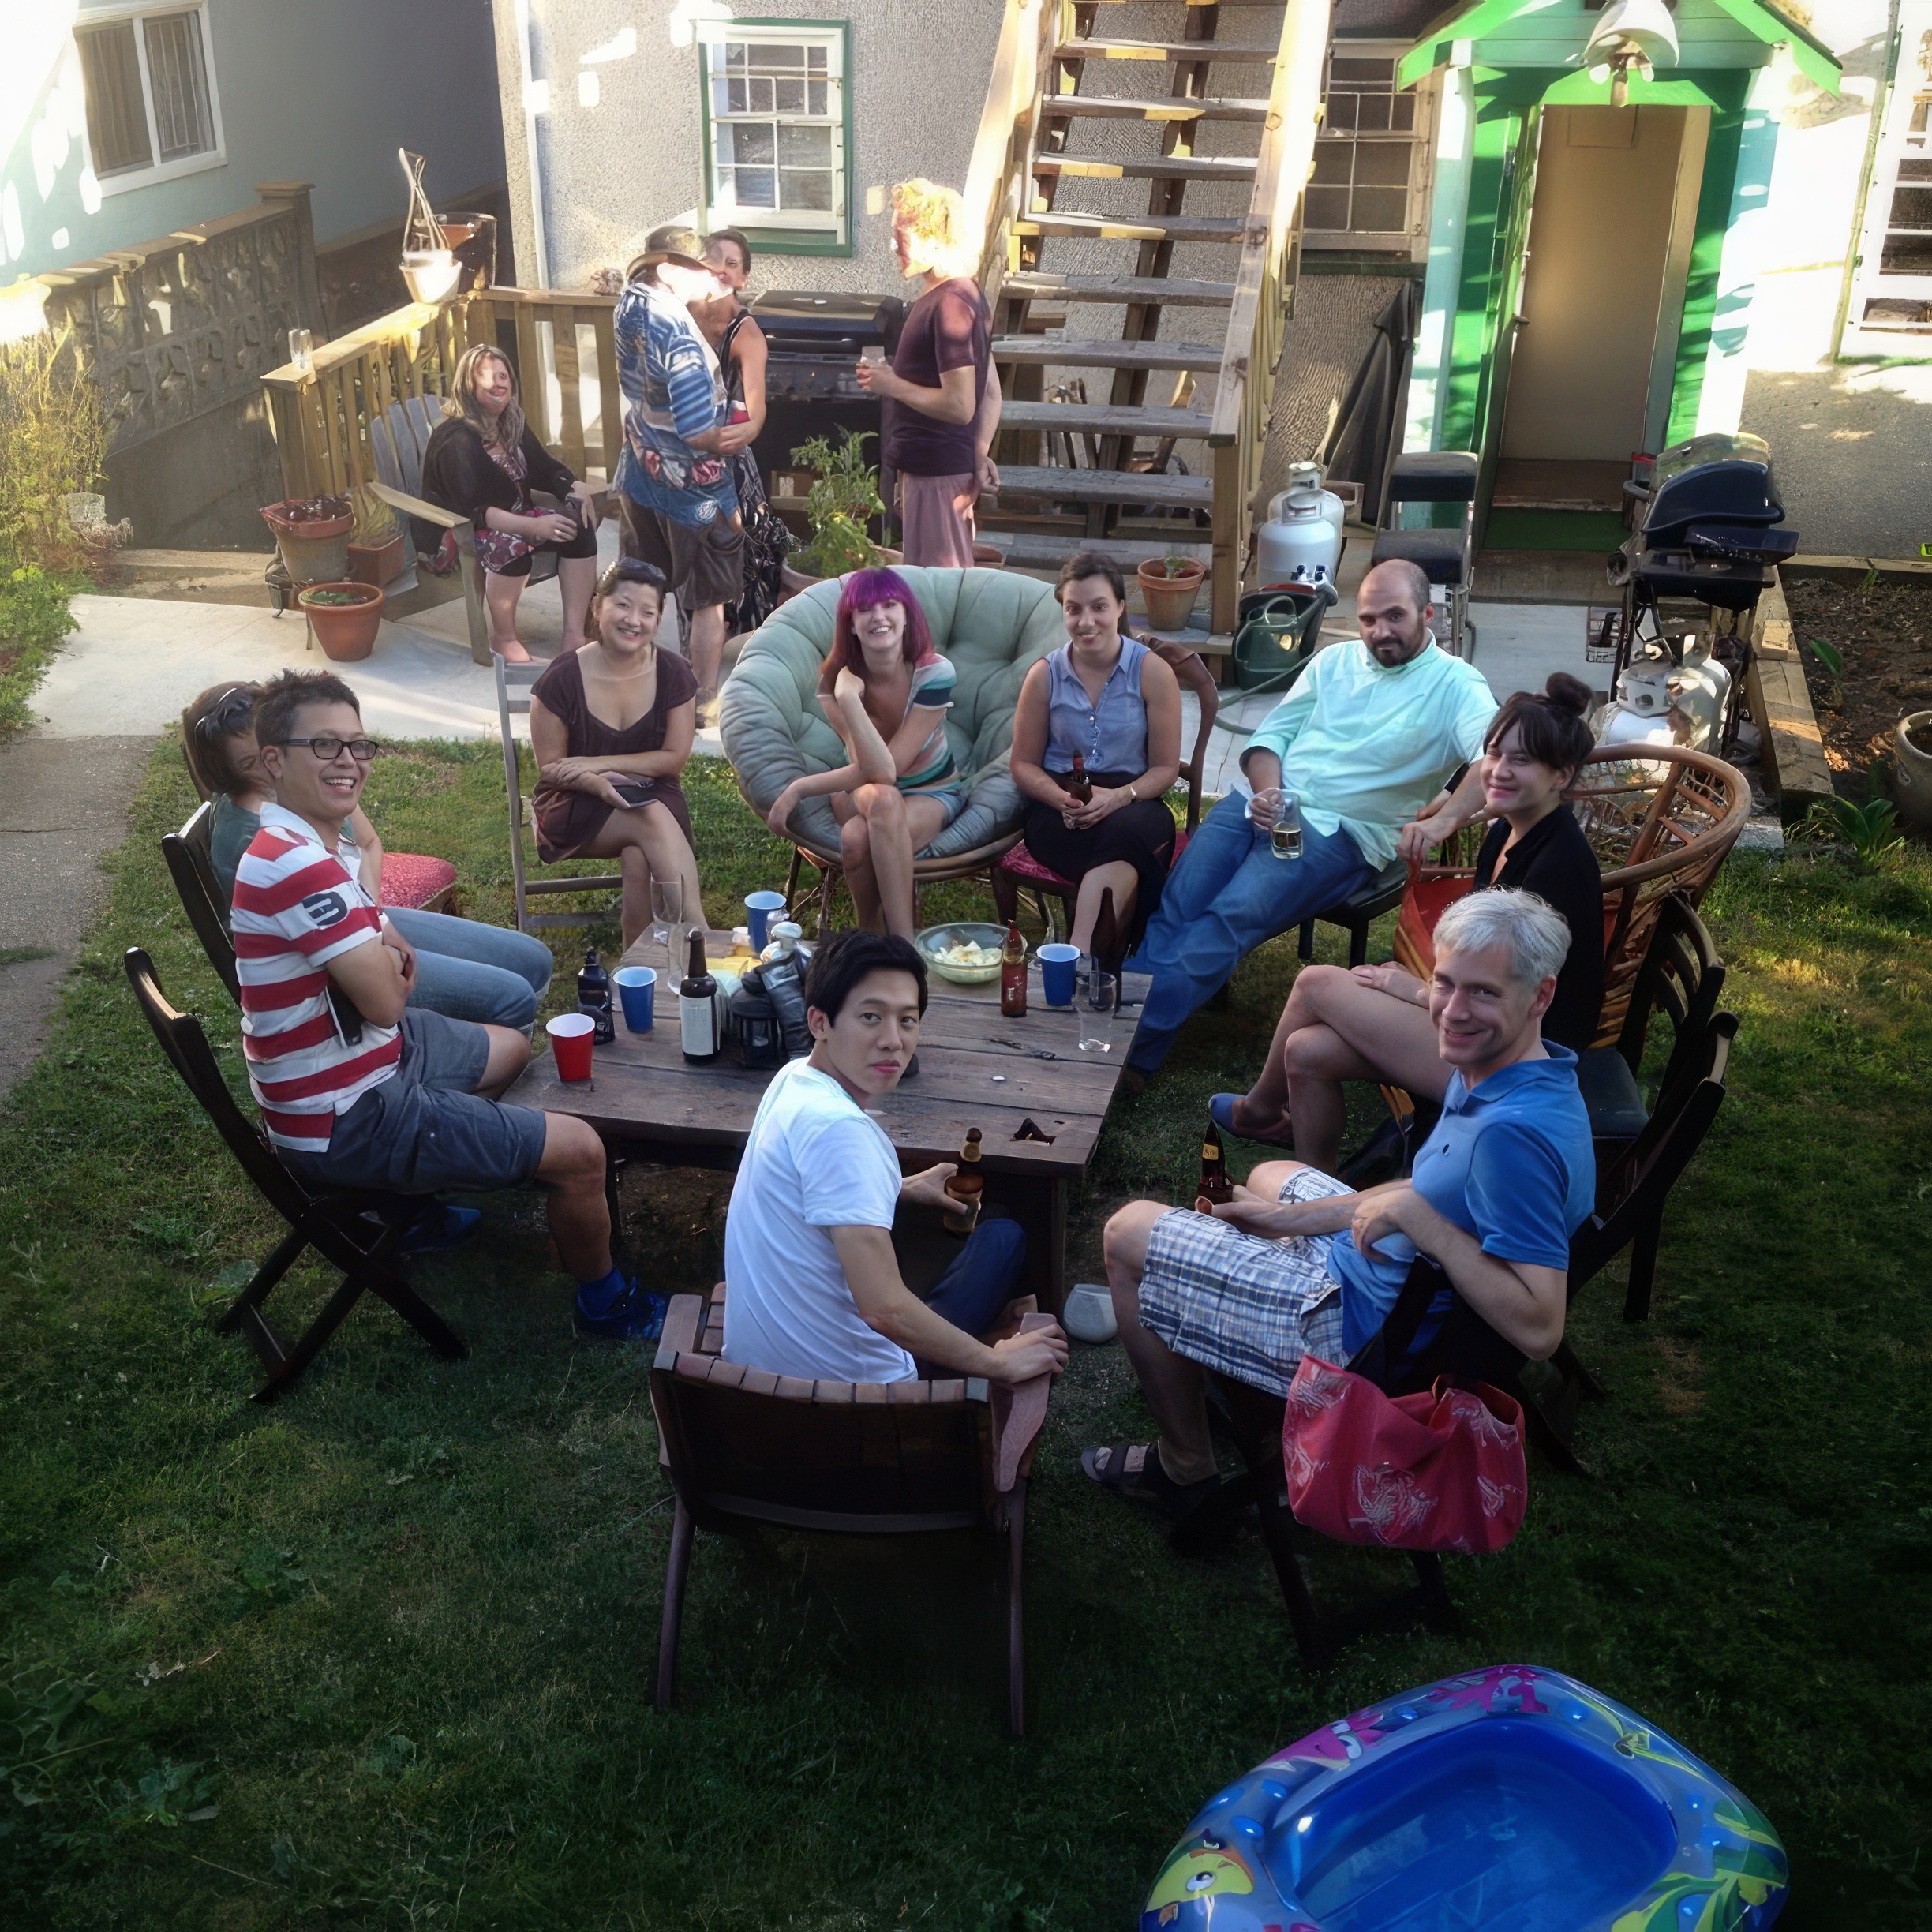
top-left (1138, 1166), bottom-right (1356, 1398)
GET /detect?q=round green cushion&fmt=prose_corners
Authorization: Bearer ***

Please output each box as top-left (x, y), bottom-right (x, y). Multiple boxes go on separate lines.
top-left (718, 565), bottom-right (1065, 859)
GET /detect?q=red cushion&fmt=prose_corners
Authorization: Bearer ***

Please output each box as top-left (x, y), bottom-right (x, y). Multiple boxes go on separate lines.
top-left (378, 852), bottom-right (458, 910)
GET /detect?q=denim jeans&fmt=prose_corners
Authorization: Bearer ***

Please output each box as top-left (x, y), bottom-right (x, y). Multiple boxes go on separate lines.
top-left (918, 1216), bottom-right (1029, 1368)
top-left (1124, 794), bottom-right (1375, 1072)
top-left (387, 907), bottom-right (555, 1033)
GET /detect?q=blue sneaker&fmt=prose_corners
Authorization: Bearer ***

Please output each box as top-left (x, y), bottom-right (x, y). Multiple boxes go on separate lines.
top-left (572, 1278), bottom-right (668, 1343)
top-left (398, 1203), bottom-right (484, 1255)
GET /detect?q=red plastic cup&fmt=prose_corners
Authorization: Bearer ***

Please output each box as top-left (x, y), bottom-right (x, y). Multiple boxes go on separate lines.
top-left (546, 1012), bottom-right (595, 1081)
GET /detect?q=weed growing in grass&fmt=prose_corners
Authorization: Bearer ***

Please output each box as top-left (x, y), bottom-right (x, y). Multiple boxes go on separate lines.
top-left (0, 743), bottom-right (1927, 1926)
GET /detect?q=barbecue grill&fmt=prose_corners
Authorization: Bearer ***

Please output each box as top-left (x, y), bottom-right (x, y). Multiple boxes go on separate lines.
top-left (747, 289), bottom-right (890, 492)
top-left (1608, 432), bottom-right (1796, 614)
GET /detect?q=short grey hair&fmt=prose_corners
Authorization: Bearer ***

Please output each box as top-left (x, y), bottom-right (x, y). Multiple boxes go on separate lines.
top-left (1434, 888), bottom-right (1571, 989)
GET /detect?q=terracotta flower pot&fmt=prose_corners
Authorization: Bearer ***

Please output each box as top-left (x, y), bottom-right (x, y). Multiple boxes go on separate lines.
top-left (972, 541), bottom-right (1005, 569)
top-left (347, 534), bottom-right (406, 586)
top-left (1137, 559), bottom-right (1205, 631)
top-left (298, 580), bottom-right (384, 662)
top-left (1896, 709), bottom-right (1932, 831)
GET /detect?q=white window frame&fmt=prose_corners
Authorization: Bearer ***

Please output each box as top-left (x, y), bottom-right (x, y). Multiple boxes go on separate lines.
top-left (1305, 39), bottom-right (1436, 259)
top-left (73, 1), bottom-right (226, 199)
top-left (1843, 2), bottom-right (1932, 354)
top-left (698, 21), bottom-right (848, 245)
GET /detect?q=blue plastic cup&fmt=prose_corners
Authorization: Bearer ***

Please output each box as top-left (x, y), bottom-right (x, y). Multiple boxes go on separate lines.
top-left (745, 890), bottom-right (786, 952)
top-left (1037, 942), bottom-right (1080, 1008)
top-left (613, 966), bottom-right (656, 1032)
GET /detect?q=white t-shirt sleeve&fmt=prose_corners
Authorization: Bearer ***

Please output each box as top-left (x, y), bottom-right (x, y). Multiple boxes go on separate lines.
top-left (796, 1114), bottom-right (900, 1230)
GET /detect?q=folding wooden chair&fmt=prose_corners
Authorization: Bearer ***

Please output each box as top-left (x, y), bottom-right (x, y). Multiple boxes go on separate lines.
top-left (123, 947), bottom-right (466, 1402)
top-left (494, 654), bottom-right (623, 933)
top-left (650, 1284), bottom-right (1056, 1732)
top-left (161, 800), bottom-right (241, 1003)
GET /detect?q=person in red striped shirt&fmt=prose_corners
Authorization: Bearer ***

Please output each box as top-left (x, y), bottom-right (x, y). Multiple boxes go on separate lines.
top-left (233, 669), bottom-right (667, 1341)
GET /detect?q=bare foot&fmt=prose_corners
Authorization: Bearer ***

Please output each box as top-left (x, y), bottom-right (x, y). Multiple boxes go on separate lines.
top-left (492, 638), bottom-right (534, 665)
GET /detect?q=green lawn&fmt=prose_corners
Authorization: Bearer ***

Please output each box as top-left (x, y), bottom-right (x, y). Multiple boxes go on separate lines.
top-left (2, 741), bottom-right (1929, 1930)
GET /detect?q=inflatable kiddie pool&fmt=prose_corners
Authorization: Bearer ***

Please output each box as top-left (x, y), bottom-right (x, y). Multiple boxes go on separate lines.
top-left (1141, 1666), bottom-right (1787, 1932)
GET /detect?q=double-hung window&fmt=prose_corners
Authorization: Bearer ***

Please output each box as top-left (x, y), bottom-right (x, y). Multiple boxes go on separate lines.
top-left (74, 3), bottom-right (224, 194)
top-left (700, 22), bottom-right (852, 254)
top-left (1306, 45), bottom-right (1432, 256)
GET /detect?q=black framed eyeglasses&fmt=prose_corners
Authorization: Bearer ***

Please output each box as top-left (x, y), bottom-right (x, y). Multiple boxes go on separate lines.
top-left (275, 736), bottom-right (380, 762)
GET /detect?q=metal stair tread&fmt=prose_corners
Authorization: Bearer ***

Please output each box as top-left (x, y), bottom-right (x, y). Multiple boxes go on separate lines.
top-left (990, 335), bottom-right (1226, 369)
top-left (993, 465), bottom-right (1215, 507)
top-left (999, 400), bottom-right (1215, 438)
top-left (1054, 37), bottom-right (1282, 60)
top-left (1000, 272), bottom-right (1237, 307)
top-left (1034, 154), bottom-right (1259, 182)
top-left (1041, 94), bottom-right (1271, 122)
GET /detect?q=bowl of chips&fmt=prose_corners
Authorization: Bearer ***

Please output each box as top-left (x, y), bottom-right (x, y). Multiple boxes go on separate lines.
top-left (915, 921), bottom-right (1013, 986)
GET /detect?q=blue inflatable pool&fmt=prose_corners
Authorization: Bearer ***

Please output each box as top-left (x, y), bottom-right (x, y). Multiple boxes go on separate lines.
top-left (1141, 1666), bottom-right (1787, 1932)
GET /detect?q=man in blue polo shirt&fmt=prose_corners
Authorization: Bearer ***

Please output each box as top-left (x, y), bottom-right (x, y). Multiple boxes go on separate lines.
top-left (612, 223), bottom-right (758, 721)
top-left (1084, 887), bottom-right (1594, 1514)
top-left (1124, 557), bottom-right (1497, 1076)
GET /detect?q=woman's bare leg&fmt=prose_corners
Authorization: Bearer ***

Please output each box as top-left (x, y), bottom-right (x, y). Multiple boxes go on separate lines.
top-left (556, 551), bottom-right (597, 647)
top-left (1069, 860), bottom-right (1137, 954)
top-left (571, 803), bottom-right (704, 951)
top-left (837, 803), bottom-right (885, 930)
top-left (484, 570), bottom-right (531, 662)
top-left (1279, 985), bottom-right (1450, 1175)
top-left (1234, 966), bottom-right (1429, 1139)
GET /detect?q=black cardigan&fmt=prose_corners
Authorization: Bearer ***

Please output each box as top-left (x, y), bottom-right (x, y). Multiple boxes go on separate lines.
top-left (1474, 807), bottom-right (1606, 1051)
top-left (420, 416), bottom-right (575, 529)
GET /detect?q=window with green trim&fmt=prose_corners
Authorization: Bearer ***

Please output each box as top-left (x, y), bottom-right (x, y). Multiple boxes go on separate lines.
top-left (700, 22), bottom-right (850, 252)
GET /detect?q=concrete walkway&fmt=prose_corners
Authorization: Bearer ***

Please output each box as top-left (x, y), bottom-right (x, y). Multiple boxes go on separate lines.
top-left (0, 733), bottom-right (155, 1100)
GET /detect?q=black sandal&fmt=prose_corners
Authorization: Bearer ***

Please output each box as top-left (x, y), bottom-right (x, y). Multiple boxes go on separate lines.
top-left (1081, 1441), bottom-right (1219, 1518)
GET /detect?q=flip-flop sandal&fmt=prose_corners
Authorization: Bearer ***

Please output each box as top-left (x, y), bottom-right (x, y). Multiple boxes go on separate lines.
top-left (1209, 1091), bottom-right (1296, 1150)
top-left (1081, 1441), bottom-right (1219, 1518)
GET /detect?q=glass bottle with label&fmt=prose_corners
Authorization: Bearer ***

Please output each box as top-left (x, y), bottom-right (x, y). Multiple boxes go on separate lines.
top-left (1068, 752), bottom-right (1093, 804)
top-left (944, 1128), bottom-right (984, 1234)
top-left (680, 929), bottom-right (719, 1063)
top-left (1198, 1122), bottom-right (1235, 1206)
top-left (999, 919), bottom-right (1027, 1017)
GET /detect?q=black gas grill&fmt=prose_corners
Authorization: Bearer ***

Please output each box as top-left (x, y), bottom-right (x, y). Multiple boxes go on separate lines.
top-left (1608, 432), bottom-right (1796, 615)
top-left (747, 290), bottom-right (893, 487)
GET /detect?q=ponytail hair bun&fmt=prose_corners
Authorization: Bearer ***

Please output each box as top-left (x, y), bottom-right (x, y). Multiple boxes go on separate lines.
top-left (1485, 672), bottom-right (1597, 779)
top-left (1544, 671), bottom-right (1593, 717)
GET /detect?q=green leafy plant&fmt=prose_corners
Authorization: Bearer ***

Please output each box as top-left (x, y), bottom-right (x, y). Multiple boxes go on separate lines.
top-left (788, 429), bottom-right (885, 578)
top-left (0, 564), bottom-right (83, 737)
top-left (1807, 635), bottom-right (1844, 710)
top-left (0, 322), bottom-right (110, 576)
top-left (1152, 549), bottom-right (1201, 581)
top-left (1802, 793), bottom-right (1907, 867)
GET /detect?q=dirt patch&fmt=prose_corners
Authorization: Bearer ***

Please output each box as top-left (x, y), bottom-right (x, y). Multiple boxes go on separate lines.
top-left (1650, 1335), bottom-right (1705, 1417)
top-left (1784, 573), bottom-right (1932, 790)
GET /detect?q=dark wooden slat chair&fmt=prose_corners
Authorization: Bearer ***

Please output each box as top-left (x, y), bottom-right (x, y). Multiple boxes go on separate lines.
top-left (161, 800), bottom-right (241, 1003)
top-left (123, 947), bottom-right (466, 1401)
top-left (650, 1285), bottom-right (1056, 1733)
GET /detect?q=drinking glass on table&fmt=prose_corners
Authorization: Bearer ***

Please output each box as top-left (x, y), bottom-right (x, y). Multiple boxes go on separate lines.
top-left (1080, 972), bottom-right (1118, 1054)
top-left (650, 878), bottom-right (683, 948)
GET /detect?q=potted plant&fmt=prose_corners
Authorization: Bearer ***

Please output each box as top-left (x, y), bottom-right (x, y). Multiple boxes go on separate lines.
top-left (780, 430), bottom-right (889, 595)
top-left (1136, 549), bottom-right (1205, 631)
top-left (346, 486), bottom-right (406, 587)
top-left (1896, 710), bottom-right (1932, 831)
top-left (261, 494), bottom-right (354, 587)
top-left (298, 580), bottom-right (384, 662)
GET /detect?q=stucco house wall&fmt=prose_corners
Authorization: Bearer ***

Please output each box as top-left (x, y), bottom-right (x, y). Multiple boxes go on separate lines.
top-left (2, 0), bottom-right (506, 281)
top-left (491, 0), bottom-right (1004, 296)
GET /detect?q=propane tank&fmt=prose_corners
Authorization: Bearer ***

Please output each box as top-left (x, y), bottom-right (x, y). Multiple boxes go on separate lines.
top-left (1258, 462), bottom-right (1346, 586)
top-left (1669, 630), bottom-right (1732, 752)
top-left (1596, 631), bottom-right (1732, 755)
top-left (1596, 662), bottom-right (1683, 754)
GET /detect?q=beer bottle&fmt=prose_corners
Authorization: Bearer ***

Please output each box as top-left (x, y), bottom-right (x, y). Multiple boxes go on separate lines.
top-left (679, 928), bottom-right (719, 1063)
top-left (944, 1127), bottom-right (984, 1234)
top-left (578, 945), bottom-right (615, 1043)
top-left (1068, 752), bottom-right (1093, 805)
top-left (1198, 1121), bottom-right (1235, 1207)
top-left (999, 918), bottom-right (1027, 1017)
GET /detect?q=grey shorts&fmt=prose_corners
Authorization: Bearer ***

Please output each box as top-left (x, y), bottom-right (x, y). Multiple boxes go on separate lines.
top-left (1138, 1166), bottom-right (1354, 1397)
top-left (281, 1009), bottom-right (549, 1197)
top-left (912, 785), bottom-right (969, 853)
top-left (618, 494), bottom-right (745, 616)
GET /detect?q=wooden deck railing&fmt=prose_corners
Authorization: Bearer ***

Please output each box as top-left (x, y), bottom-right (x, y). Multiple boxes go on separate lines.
top-left (262, 286), bottom-right (620, 501)
top-left (963, 0), bottom-right (1059, 305)
top-left (1208, 0), bottom-right (1331, 634)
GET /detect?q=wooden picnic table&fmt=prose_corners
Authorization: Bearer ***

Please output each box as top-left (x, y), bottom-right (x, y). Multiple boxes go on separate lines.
top-left (506, 929), bottom-right (1149, 1309)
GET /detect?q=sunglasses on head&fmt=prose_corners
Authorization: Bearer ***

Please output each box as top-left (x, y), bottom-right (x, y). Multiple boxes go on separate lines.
top-left (274, 736), bottom-right (380, 762)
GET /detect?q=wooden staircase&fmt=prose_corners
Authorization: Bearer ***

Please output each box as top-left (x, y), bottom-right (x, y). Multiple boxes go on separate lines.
top-left (963, 0), bottom-right (1332, 633)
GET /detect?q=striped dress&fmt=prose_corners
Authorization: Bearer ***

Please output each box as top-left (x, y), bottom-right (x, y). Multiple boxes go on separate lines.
top-left (229, 802), bottom-right (400, 1151)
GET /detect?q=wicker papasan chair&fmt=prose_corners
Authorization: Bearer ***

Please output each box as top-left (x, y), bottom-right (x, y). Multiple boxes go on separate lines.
top-left (717, 565), bottom-right (1065, 930)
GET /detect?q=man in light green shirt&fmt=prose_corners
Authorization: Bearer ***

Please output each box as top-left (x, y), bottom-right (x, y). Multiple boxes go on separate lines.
top-left (1125, 560), bottom-right (1496, 1073)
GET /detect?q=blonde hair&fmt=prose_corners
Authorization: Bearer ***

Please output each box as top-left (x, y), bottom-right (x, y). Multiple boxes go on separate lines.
top-left (444, 344), bottom-right (526, 451)
top-left (890, 178), bottom-right (975, 279)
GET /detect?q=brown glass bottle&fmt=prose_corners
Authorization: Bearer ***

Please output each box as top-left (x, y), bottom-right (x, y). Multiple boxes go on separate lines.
top-left (1068, 752), bottom-right (1093, 804)
top-left (1198, 1122), bottom-right (1235, 1207)
top-left (999, 918), bottom-right (1027, 1017)
top-left (944, 1127), bottom-right (984, 1234)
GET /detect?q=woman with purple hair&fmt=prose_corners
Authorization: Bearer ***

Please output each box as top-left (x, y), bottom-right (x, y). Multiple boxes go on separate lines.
top-left (765, 568), bottom-right (967, 939)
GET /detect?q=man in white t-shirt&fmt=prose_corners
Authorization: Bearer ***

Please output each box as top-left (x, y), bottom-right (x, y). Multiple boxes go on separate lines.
top-left (723, 931), bottom-right (1069, 1386)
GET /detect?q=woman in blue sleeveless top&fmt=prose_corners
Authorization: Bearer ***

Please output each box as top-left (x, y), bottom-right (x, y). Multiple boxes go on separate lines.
top-left (1009, 553), bottom-right (1183, 962)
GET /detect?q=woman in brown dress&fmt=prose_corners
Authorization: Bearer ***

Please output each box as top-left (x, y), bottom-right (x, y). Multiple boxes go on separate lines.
top-left (529, 558), bottom-right (703, 947)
